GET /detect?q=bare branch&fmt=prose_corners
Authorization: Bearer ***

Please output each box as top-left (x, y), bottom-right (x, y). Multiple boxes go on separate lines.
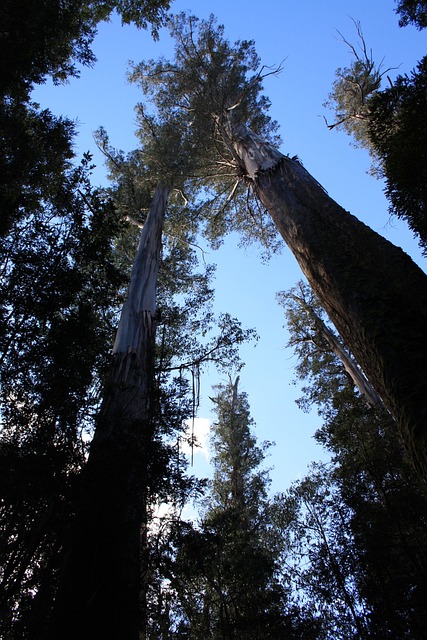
top-left (226, 59), bottom-right (286, 112)
top-left (225, 178), bottom-right (241, 203)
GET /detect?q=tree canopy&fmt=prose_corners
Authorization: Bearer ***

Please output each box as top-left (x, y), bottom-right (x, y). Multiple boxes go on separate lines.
top-left (395, 0), bottom-right (427, 29)
top-left (129, 12), bottom-right (282, 251)
top-left (1, 0), bottom-right (171, 99)
top-left (165, 378), bottom-right (300, 639)
top-left (324, 9), bottom-right (427, 252)
top-left (2, 3), bottom-right (427, 638)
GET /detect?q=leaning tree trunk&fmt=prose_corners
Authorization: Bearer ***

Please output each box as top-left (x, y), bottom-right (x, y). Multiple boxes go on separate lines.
top-left (230, 120), bottom-right (427, 483)
top-left (47, 183), bottom-right (169, 640)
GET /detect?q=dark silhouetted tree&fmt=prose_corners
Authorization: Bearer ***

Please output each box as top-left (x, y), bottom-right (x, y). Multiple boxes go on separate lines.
top-left (166, 378), bottom-right (302, 639)
top-left (277, 281), bottom-right (427, 638)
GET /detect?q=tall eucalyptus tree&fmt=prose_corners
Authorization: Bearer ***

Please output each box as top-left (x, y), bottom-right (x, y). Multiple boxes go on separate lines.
top-left (131, 13), bottom-right (427, 483)
top-left (47, 183), bottom-right (168, 640)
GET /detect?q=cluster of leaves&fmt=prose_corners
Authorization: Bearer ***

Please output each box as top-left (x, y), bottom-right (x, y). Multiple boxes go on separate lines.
top-left (1, 0), bottom-right (171, 237)
top-left (395, 0), bottom-right (427, 29)
top-left (367, 56), bottom-right (427, 250)
top-left (276, 464), bottom-right (370, 639)
top-left (0, 103), bottom-right (76, 236)
top-left (1, 0), bottom-right (171, 100)
top-left (323, 19), bottom-right (388, 151)
top-left (95, 126), bottom-right (259, 384)
top-left (128, 12), bottom-right (282, 253)
top-left (0, 155), bottom-right (127, 636)
top-left (324, 3), bottom-right (427, 252)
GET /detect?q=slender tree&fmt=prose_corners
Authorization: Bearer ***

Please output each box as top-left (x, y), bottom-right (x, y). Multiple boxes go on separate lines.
top-left (279, 464), bottom-right (371, 640)
top-left (46, 183), bottom-right (168, 639)
top-left (278, 281), bottom-right (383, 409)
top-left (167, 378), bottom-right (298, 639)
top-left (44, 119), bottom-right (256, 635)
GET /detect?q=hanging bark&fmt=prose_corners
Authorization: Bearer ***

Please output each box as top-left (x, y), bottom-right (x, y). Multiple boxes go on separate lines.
top-left (229, 119), bottom-right (427, 482)
top-left (290, 292), bottom-right (383, 408)
top-left (47, 184), bottom-right (169, 640)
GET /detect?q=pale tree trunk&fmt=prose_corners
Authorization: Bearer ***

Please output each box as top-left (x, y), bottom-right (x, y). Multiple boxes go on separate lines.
top-left (230, 120), bottom-right (427, 483)
top-left (315, 313), bottom-right (383, 409)
top-left (47, 184), bottom-right (169, 640)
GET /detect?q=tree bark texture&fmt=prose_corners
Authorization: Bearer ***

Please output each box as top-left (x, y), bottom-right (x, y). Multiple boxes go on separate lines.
top-left (232, 122), bottom-right (427, 482)
top-left (47, 184), bottom-right (169, 640)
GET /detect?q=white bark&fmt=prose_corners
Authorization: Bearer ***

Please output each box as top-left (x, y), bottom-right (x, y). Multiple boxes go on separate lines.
top-left (226, 118), bottom-right (283, 179)
top-left (113, 183), bottom-right (169, 356)
top-left (319, 316), bottom-right (383, 408)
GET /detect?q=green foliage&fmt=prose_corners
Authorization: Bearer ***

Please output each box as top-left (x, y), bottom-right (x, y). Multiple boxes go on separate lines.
top-left (277, 282), bottom-right (346, 413)
top-left (278, 464), bottom-right (370, 639)
top-left (0, 156), bottom-right (125, 441)
top-left (162, 379), bottom-right (298, 639)
top-left (128, 12), bottom-right (282, 251)
top-left (0, 102), bottom-right (75, 236)
top-left (1, 0), bottom-right (171, 239)
top-left (323, 20), bottom-right (388, 152)
top-left (1, 0), bottom-right (171, 100)
top-left (367, 56), bottom-right (427, 252)
top-left (395, 0), bottom-right (427, 29)
top-left (0, 0), bottom-right (173, 627)
top-left (325, 13), bottom-right (427, 251)
top-left (0, 157), bottom-right (127, 636)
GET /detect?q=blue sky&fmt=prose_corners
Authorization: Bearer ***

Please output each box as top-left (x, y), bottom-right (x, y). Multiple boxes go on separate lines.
top-left (33, 1), bottom-right (426, 492)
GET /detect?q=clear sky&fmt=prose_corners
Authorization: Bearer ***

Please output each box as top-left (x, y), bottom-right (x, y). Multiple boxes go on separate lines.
top-left (33, 1), bottom-right (427, 493)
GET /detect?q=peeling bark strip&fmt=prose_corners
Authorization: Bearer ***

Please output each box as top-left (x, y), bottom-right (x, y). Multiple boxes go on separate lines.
top-left (291, 293), bottom-right (383, 408)
top-left (113, 183), bottom-right (169, 358)
top-left (48, 184), bottom-right (169, 640)
top-left (318, 315), bottom-right (383, 409)
top-left (232, 121), bottom-right (427, 482)
top-left (226, 120), bottom-right (283, 178)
